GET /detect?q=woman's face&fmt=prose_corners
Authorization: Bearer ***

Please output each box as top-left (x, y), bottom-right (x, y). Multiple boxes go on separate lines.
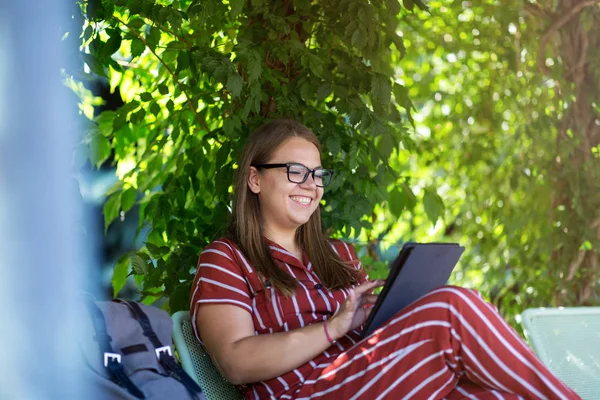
top-left (248, 137), bottom-right (324, 236)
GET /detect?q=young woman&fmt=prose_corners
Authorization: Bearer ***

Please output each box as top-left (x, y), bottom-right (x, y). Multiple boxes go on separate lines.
top-left (190, 119), bottom-right (579, 400)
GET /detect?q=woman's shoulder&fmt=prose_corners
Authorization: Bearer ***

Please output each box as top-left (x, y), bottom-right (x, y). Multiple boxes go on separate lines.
top-left (203, 237), bottom-right (239, 253)
top-left (198, 237), bottom-right (242, 265)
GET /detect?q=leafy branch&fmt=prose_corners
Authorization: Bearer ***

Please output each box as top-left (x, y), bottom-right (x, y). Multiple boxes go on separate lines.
top-left (113, 15), bottom-right (213, 137)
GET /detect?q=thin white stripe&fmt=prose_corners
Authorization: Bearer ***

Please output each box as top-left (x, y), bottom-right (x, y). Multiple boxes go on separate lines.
top-left (214, 240), bottom-right (233, 250)
top-left (271, 287), bottom-right (283, 326)
top-left (306, 261), bottom-right (312, 271)
top-left (293, 368), bottom-right (304, 383)
top-left (198, 263), bottom-right (246, 283)
top-left (329, 241), bottom-right (340, 255)
top-left (454, 385), bottom-right (478, 400)
top-left (491, 391), bottom-right (505, 400)
top-left (190, 279), bottom-right (201, 312)
top-left (235, 249), bottom-right (254, 273)
top-left (296, 279), bottom-right (317, 320)
top-left (342, 241), bottom-right (353, 260)
top-left (427, 369), bottom-right (457, 399)
top-left (199, 277), bottom-right (249, 298)
top-left (200, 248), bottom-right (233, 261)
top-left (260, 381), bottom-right (276, 399)
top-left (191, 302), bottom-right (200, 339)
top-left (195, 299), bottom-right (252, 313)
top-left (252, 296), bottom-right (266, 330)
top-left (277, 376), bottom-right (289, 391)
top-left (269, 245), bottom-right (301, 261)
top-left (284, 263), bottom-right (306, 327)
top-left (399, 364), bottom-right (450, 400)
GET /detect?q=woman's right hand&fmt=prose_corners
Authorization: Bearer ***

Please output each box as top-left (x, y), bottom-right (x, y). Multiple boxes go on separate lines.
top-left (328, 280), bottom-right (385, 339)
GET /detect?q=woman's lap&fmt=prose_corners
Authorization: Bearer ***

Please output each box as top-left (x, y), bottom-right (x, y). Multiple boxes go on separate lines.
top-left (290, 285), bottom-right (578, 399)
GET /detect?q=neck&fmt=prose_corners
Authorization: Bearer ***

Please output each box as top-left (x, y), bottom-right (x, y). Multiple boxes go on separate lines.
top-left (263, 226), bottom-right (302, 260)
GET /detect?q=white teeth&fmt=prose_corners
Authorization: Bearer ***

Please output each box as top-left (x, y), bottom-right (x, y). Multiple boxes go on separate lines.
top-left (290, 196), bottom-right (311, 205)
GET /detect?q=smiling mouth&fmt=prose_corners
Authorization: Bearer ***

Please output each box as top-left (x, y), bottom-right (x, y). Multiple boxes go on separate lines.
top-left (290, 196), bottom-right (312, 205)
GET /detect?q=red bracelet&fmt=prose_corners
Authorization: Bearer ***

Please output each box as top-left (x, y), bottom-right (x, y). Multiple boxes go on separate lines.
top-left (323, 319), bottom-right (337, 345)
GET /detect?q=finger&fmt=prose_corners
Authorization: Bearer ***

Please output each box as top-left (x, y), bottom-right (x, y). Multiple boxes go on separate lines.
top-left (361, 294), bottom-right (378, 305)
top-left (344, 288), bottom-right (357, 309)
top-left (355, 280), bottom-right (384, 295)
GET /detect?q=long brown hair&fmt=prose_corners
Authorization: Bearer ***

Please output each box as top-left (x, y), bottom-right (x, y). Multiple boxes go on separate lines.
top-left (228, 119), bottom-right (360, 295)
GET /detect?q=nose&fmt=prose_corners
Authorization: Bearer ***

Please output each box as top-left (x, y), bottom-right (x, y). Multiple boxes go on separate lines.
top-left (300, 172), bottom-right (318, 189)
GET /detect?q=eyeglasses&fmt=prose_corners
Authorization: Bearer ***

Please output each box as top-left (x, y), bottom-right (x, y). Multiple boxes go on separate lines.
top-left (251, 163), bottom-right (334, 187)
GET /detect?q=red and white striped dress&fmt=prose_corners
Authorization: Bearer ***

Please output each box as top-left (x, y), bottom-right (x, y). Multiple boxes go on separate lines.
top-left (190, 238), bottom-right (580, 400)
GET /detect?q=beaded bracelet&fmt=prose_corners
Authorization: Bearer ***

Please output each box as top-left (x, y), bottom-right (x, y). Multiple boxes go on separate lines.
top-left (323, 319), bottom-right (337, 345)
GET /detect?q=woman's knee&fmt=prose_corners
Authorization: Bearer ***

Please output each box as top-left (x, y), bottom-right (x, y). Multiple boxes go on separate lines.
top-left (424, 285), bottom-right (486, 308)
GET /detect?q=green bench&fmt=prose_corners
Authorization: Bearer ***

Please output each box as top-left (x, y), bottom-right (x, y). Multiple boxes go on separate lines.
top-left (521, 307), bottom-right (600, 400)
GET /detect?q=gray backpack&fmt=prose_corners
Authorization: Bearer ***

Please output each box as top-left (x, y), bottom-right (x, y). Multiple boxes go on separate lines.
top-left (79, 298), bottom-right (205, 400)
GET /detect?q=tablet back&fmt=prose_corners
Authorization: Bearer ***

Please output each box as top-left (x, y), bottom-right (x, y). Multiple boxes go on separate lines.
top-left (361, 243), bottom-right (465, 338)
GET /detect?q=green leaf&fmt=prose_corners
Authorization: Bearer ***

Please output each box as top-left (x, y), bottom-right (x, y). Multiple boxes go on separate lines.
top-left (146, 26), bottom-right (161, 49)
top-left (113, 113), bottom-right (127, 132)
top-left (169, 282), bottom-right (192, 313)
top-left (112, 256), bottom-right (130, 297)
top-left (423, 189), bottom-right (445, 225)
top-left (140, 92), bottom-right (153, 102)
top-left (130, 38), bottom-right (145, 58)
top-left (227, 71), bottom-right (243, 97)
top-left (317, 82), bottom-right (332, 102)
top-left (103, 192), bottom-right (122, 233)
top-left (386, 0), bottom-right (401, 15)
top-left (150, 101), bottom-right (161, 116)
top-left (389, 187), bottom-right (407, 217)
top-left (146, 242), bottom-right (162, 256)
top-left (371, 75), bottom-right (392, 104)
top-left (158, 84), bottom-right (169, 95)
top-left (131, 253), bottom-right (149, 275)
top-left (176, 51), bottom-right (189, 74)
top-left (230, 0), bottom-right (244, 19)
top-left (82, 53), bottom-right (106, 77)
top-left (128, 17), bottom-right (146, 30)
top-left (104, 29), bottom-right (122, 57)
top-left (247, 50), bottom-right (262, 83)
top-left (351, 28), bottom-right (367, 50)
top-left (90, 134), bottom-right (111, 168)
top-left (122, 187), bottom-right (137, 212)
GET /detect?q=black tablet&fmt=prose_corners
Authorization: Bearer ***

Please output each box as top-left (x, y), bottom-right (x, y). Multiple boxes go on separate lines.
top-left (360, 242), bottom-right (465, 338)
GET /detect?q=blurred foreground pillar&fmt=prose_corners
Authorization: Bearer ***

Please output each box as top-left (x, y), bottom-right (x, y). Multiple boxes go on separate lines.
top-left (0, 1), bottom-right (95, 398)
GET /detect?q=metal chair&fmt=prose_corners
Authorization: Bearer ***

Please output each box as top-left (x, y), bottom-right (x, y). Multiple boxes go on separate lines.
top-left (171, 311), bottom-right (243, 400)
top-left (521, 307), bottom-right (600, 400)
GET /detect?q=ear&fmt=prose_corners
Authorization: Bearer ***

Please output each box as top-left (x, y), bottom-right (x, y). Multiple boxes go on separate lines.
top-left (248, 166), bottom-right (261, 194)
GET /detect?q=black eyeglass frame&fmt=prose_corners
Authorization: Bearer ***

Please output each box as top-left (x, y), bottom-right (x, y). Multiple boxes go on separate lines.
top-left (251, 163), bottom-right (335, 187)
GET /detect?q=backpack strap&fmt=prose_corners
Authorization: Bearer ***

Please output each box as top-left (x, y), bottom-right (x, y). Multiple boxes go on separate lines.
top-left (117, 300), bottom-right (204, 399)
top-left (84, 299), bottom-right (146, 399)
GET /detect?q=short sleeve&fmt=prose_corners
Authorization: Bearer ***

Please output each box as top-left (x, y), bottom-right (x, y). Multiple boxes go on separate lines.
top-left (331, 240), bottom-right (370, 285)
top-left (190, 240), bottom-right (253, 319)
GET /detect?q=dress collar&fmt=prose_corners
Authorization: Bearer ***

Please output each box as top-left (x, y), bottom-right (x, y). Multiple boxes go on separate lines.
top-left (264, 237), bottom-right (309, 270)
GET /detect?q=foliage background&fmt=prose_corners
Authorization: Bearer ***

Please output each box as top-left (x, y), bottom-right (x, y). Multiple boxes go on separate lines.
top-left (68, 0), bottom-right (600, 329)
